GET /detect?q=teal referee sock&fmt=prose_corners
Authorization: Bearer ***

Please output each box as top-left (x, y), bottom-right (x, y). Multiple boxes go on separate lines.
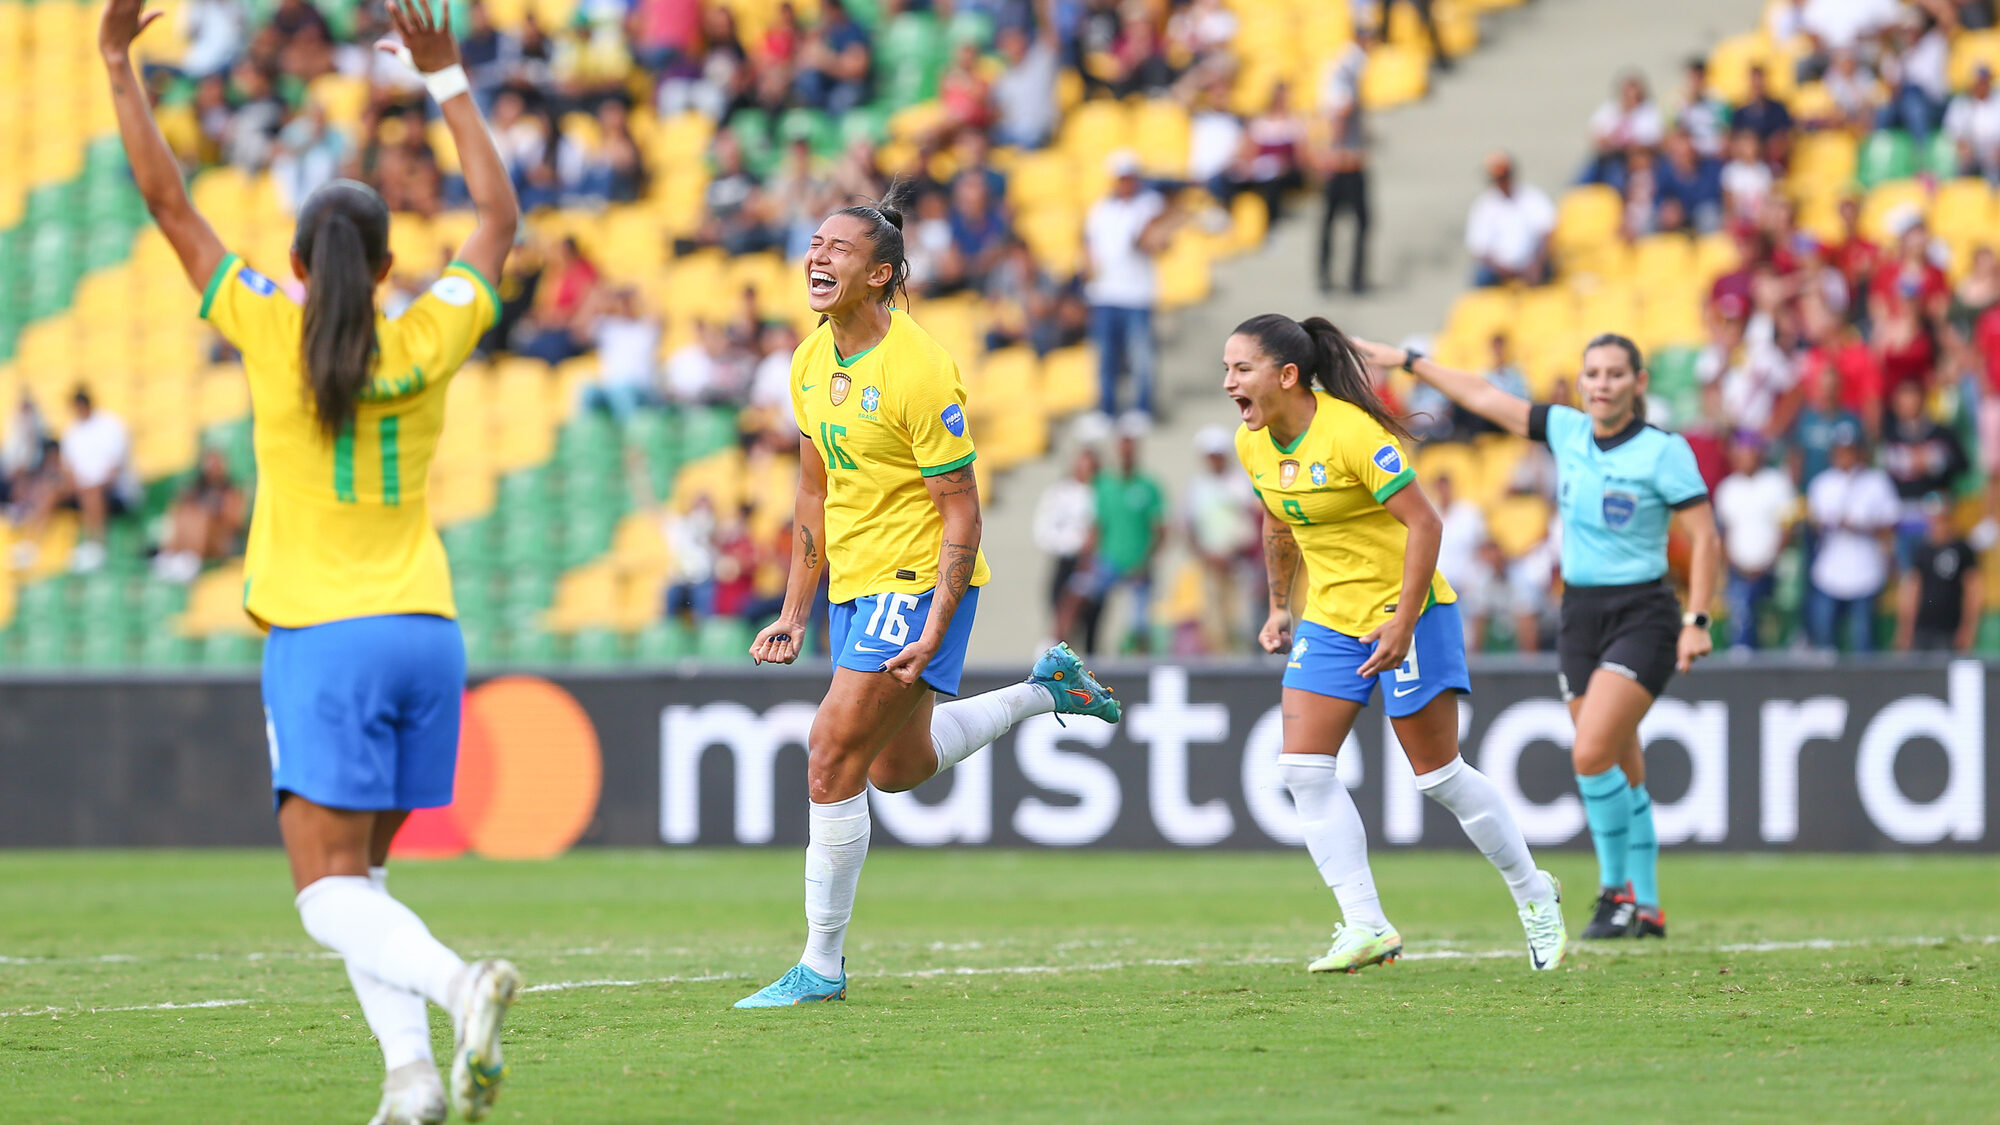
top-left (1576, 766), bottom-right (1631, 893)
top-left (1627, 783), bottom-right (1659, 908)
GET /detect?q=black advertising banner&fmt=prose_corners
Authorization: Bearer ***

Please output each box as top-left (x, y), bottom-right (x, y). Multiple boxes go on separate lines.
top-left (0, 660), bottom-right (1991, 851)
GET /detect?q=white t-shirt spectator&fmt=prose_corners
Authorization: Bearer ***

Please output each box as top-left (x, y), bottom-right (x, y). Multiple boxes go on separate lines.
top-left (1698, 316), bottom-right (1796, 433)
top-left (61, 410), bottom-right (133, 495)
top-left (1944, 87), bottom-right (2000, 166)
top-left (181, 0), bottom-right (247, 80)
top-left (594, 315), bottom-right (660, 392)
top-left (991, 38), bottom-right (1059, 147)
top-left (750, 348), bottom-right (793, 415)
top-left (1807, 464), bottom-right (1900, 599)
top-left (1317, 43), bottom-right (1366, 151)
top-left (1188, 109), bottom-right (1245, 182)
top-left (1589, 98), bottom-right (1664, 150)
top-left (1182, 468), bottom-right (1256, 558)
top-left (1720, 157), bottom-right (1773, 222)
top-left (1713, 465), bottom-right (1796, 573)
top-left (664, 340), bottom-right (717, 404)
top-left (1084, 190), bottom-right (1166, 309)
top-left (1437, 498), bottom-right (1488, 589)
top-left (1465, 184), bottom-right (1555, 274)
top-left (1033, 478), bottom-right (1096, 558)
top-left (1901, 28), bottom-right (1952, 103)
top-left (1800, 0), bottom-right (1899, 52)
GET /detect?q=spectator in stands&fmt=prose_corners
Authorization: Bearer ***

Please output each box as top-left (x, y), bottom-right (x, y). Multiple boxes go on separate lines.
top-left (0, 394), bottom-right (48, 515)
top-left (1791, 331), bottom-right (1872, 487)
top-left (748, 322), bottom-right (801, 429)
top-left (663, 321), bottom-right (734, 406)
top-left (1168, 0), bottom-right (1240, 65)
top-left (1654, 126), bottom-right (1724, 233)
top-left (1881, 378), bottom-right (1970, 562)
top-left (1182, 426), bottom-right (1259, 653)
top-left (1582, 71), bottom-right (1664, 185)
top-left (793, 0), bottom-right (872, 114)
top-left (518, 235), bottom-right (601, 364)
top-left (1720, 127), bottom-right (1774, 228)
top-left (663, 495), bottom-right (719, 628)
top-left (152, 448), bottom-right (246, 584)
top-left (991, 23), bottom-right (1060, 149)
top-left (270, 102), bottom-right (348, 215)
top-left (1082, 417), bottom-right (1165, 655)
top-left (1732, 65), bottom-right (1795, 162)
top-left (461, 1), bottom-right (522, 103)
top-left (629, 0), bottom-right (701, 76)
top-left (1034, 446), bottom-right (1100, 649)
top-left (1615, 144), bottom-right (1663, 239)
top-left (33, 389), bottom-right (139, 575)
top-left (657, 4), bottom-right (743, 118)
top-left (949, 171), bottom-right (1012, 282)
top-left (1804, 426), bottom-right (1899, 651)
top-left (1876, 11), bottom-right (1952, 151)
top-left (1798, 0), bottom-right (1902, 63)
top-left (577, 286), bottom-right (663, 424)
top-left (178, 0), bottom-right (247, 82)
top-left (905, 189), bottom-right (963, 297)
top-left (1944, 64), bottom-right (2000, 182)
top-left (1870, 214), bottom-right (1951, 332)
top-left (984, 236), bottom-right (1070, 355)
top-left (1084, 151), bottom-right (1187, 418)
top-left (1458, 538), bottom-right (1551, 653)
top-left (1465, 151), bottom-right (1554, 287)
top-left (1828, 193), bottom-right (1882, 296)
top-left (221, 60), bottom-right (287, 171)
top-left (1699, 292), bottom-right (1800, 440)
top-left (1432, 473), bottom-right (1488, 593)
top-left (1107, 8), bottom-right (1178, 98)
top-left (1713, 432), bottom-right (1797, 650)
top-left (1314, 27), bottom-right (1371, 295)
top-left (1378, 0), bottom-right (1450, 71)
top-left (562, 99), bottom-right (647, 204)
top-left (1674, 56), bottom-right (1731, 159)
top-left (1896, 494), bottom-right (1984, 651)
top-left (1816, 48), bottom-right (1885, 133)
top-left (1951, 246), bottom-right (2000, 336)
top-left (1241, 83), bottom-right (1307, 223)
top-left (936, 42), bottom-right (996, 142)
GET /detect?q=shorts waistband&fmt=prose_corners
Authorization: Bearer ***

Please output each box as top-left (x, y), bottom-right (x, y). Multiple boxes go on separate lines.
top-left (1562, 578), bottom-right (1670, 600)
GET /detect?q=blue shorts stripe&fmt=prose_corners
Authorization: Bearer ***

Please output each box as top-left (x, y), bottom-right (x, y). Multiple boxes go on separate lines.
top-left (1280, 603), bottom-right (1471, 716)
top-left (828, 586), bottom-right (980, 696)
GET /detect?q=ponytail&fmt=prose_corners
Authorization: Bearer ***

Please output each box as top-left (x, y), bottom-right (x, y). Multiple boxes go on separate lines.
top-left (1233, 312), bottom-right (1412, 442)
top-left (293, 180), bottom-right (391, 439)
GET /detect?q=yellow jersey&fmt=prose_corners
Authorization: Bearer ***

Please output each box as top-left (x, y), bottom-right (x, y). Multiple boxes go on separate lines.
top-left (1235, 392), bottom-right (1455, 637)
top-left (790, 309), bottom-right (992, 605)
top-left (200, 253), bottom-right (500, 628)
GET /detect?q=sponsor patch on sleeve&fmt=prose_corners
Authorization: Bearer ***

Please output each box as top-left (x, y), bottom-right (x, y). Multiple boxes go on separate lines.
top-left (1372, 444), bottom-right (1403, 474)
top-left (941, 403), bottom-right (966, 437)
top-left (238, 268), bottom-right (276, 296)
top-left (431, 275), bottom-right (477, 307)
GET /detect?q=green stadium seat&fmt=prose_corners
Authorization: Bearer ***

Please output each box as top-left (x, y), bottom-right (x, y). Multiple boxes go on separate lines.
top-left (508, 628), bottom-right (562, 665)
top-left (1925, 131), bottom-right (1962, 179)
top-left (78, 629), bottom-right (132, 668)
top-left (1649, 345), bottom-right (1702, 420)
top-left (1857, 130), bottom-right (1916, 187)
top-left (839, 104), bottom-right (892, 151)
top-left (202, 633), bottom-right (263, 668)
top-left (17, 630), bottom-right (70, 669)
top-left (136, 629), bottom-right (197, 668)
top-left (879, 13), bottom-right (946, 108)
top-left (778, 108), bottom-right (839, 157)
top-left (947, 8), bottom-right (995, 49)
top-left (634, 620), bottom-right (694, 663)
top-left (680, 406), bottom-right (741, 461)
top-left (569, 627), bottom-right (625, 667)
top-left (695, 617), bottom-right (753, 662)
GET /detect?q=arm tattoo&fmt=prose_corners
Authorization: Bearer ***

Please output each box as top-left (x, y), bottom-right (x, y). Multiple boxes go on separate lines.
top-left (799, 525), bottom-right (819, 571)
top-left (1264, 523), bottom-right (1301, 611)
top-left (934, 465), bottom-right (978, 499)
top-left (940, 540), bottom-right (976, 600)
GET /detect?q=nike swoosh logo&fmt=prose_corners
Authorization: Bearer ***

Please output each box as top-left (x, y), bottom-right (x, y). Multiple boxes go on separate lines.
top-left (1530, 950), bottom-right (1548, 970)
top-left (854, 643), bottom-right (888, 654)
top-left (801, 383), bottom-right (818, 392)
top-left (1253, 472), bottom-right (1265, 479)
top-left (1392, 685), bottom-right (1421, 697)
top-left (1065, 688), bottom-right (1093, 702)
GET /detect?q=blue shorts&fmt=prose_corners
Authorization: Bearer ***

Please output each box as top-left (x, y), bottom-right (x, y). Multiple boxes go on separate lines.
top-left (1281, 602), bottom-right (1471, 717)
top-left (262, 614), bottom-right (466, 812)
top-left (828, 586), bottom-right (980, 696)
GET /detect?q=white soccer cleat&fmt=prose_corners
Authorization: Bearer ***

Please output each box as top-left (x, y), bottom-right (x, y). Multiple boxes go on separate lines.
top-left (1519, 870), bottom-right (1568, 971)
top-left (365, 1061), bottom-right (446, 1125)
top-left (450, 958), bottom-right (522, 1122)
top-left (1306, 921), bottom-right (1404, 973)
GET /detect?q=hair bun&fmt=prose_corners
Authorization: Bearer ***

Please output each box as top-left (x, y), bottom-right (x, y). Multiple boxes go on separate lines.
top-left (876, 204), bottom-right (904, 231)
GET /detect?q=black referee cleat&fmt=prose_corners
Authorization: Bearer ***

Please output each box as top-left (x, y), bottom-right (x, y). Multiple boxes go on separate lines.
top-left (1582, 886), bottom-right (1636, 939)
top-left (1632, 905), bottom-right (1667, 939)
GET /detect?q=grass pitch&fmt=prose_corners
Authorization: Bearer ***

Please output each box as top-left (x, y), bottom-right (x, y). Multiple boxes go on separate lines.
top-left (1, 849), bottom-right (1995, 1124)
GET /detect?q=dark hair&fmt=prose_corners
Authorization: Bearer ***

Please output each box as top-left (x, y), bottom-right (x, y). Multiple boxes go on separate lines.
top-left (1582, 332), bottom-right (1648, 422)
top-left (293, 180), bottom-right (390, 439)
top-left (831, 179), bottom-right (912, 307)
top-left (1233, 313), bottom-right (1410, 442)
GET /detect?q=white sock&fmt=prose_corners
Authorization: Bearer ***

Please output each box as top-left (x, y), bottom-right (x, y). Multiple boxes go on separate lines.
top-left (1415, 756), bottom-right (1552, 907)
top-left (344, 867), bottom-right (436, 1072)
top-left (931, 683), bottom-right (1052, 777)
top-left (296, 876), bottom-right (467, 1014)
top-left (1279, 753), bottom-right (1390, 931)
top-left (800, 792), bottom-right (870, 978)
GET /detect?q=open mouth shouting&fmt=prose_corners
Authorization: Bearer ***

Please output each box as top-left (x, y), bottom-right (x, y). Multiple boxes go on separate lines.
top-left (808, 269), bottom-right (838, 298)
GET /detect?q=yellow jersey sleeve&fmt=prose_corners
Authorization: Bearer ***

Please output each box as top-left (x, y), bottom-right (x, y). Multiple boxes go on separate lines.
top-left (899, 349), bottom-right (977, 478)
top-left (200, 253), bottom-right (299, 381)
top-left (1337, 413), bottom-right (1418, 504)
top-left (789, 343), bottom-right (810, 436)
top-left (385, 263), bottom-right (500, 392)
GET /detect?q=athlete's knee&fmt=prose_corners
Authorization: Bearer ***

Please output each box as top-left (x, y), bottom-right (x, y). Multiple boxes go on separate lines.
top-left (866, 758), bottom-right (927, 794)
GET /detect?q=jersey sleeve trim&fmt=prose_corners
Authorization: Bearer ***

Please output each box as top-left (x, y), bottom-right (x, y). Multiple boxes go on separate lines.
top-left (920, 450), bottom-right (978, 477)
top-left (199, 253), bottom-right (240, 320)
top-left (451, 260), bottom-right (503, 329)
top-left (1668, 493), bottom-right (1710, 511)
top-left (1371, 467), bottom-right (1415, 502)
top-left (1526, 403), bottom-right (1552, 443)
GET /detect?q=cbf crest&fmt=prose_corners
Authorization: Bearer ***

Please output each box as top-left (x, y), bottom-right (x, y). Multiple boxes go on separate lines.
top-left (1278, 459), bottom-right (1300, 488)
top-left (829, 372), bottom-right (852, 406)
top-left (1309, 462), bottom-right (1327, 486)
top-left (860, 386), bottom-right (881, 414)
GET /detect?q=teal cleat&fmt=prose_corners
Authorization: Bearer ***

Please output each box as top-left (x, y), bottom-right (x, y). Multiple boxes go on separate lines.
top-left (733, 961), bottom-right (847, 1008)
top-left (1027, 642), bottom-right (1122, 724)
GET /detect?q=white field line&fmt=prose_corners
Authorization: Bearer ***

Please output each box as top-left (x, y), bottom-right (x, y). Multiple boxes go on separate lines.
top-left (6, 933), bottom-right (1994, 1017)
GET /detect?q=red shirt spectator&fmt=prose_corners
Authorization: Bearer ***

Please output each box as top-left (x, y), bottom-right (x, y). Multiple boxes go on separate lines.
top-left (1797, 335), bottom-right (1884, 418)
top-left (1979, 304), bottom-right (2000, 394)
top-left (1867, 259), bottom-right (1950, 315)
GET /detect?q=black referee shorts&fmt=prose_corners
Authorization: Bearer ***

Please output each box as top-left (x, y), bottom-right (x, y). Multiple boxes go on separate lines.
top-left (1557, 580), bottom-right (1682, 702)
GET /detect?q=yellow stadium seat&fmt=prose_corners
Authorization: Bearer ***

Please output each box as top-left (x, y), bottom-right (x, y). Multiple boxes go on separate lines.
top-left (1416, 443), bottom-right (1488, 504)
top-left (1488, 494), bottom-right (1551, 557)
top-left (910, 295), bottom-right (984, 369)
top-left (1575, 281), bottom-right (1640, 343)
top-left (1041, 345), bottom-right (1099, 418)
top-left (1630, 233), bottom-right (1696, 290)
top-left (1016, 205), bottom-right (1084, 276)
top-left (1058, 100), bottom-right (1133, 171)
top-left (1707, 32), bottom-right (1774, 105)
top-left (1443, 288), bottom-right (1517, 355)
top-left (1860, 180), bottom-right (1929, 243)
top-left (1008, 150), bottom-right (1076, 212)
top-left (1130, 99), bottom-right (1192, 178)
top-left (1949, 30), bottom-right (2000, 91)
top-left (1931, 179), bottom-right (1996, 242)
top-left (1693, 231), bottom-right (1741, 284)
top-left (1787, 131), bottom-right (1858, 196)
top-left (1512, 286), bottom-right (1580, 347)
top-left (972, 347), bottom-right (1042, 418)
top-left (307, 74), bottom-right (370, 128)
top-left (1361, 44), bottom-right (1429, 109)
top-left (1553, 185), bottom-right (1624, 259)
top-left (545, 563), bottom-right (618, 633)
top-left (1156, 230), bottom-right (1213, 309)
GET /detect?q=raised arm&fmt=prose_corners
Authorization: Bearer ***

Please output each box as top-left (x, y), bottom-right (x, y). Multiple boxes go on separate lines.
top-left (384, 0), bottom-right (518, 283)
top-left (1257, 507), bottom-right (1303, 654)
top-left (100, 0), bottom-right (225, 292)
top-left (882, 464), bottom-right (983, 686)
top-left (1350, 337), bottom-right (1534, 439)
top-left (750, 435), bottom-right (829, 666)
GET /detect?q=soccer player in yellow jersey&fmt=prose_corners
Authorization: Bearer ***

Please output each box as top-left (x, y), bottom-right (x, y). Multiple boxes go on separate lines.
top-left (734, 189), bottom-right (1122, 1008)
top-left (102, 1), bottom-right (520, 1120)
top-left (1222, 314), bottom-right (1567, 974)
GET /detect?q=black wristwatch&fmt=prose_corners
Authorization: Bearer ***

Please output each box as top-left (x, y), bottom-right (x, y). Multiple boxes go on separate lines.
top-left (1682, 611), bottom-right (1711, 630)
top-left (1400, 347), bottom-right (1425, 374)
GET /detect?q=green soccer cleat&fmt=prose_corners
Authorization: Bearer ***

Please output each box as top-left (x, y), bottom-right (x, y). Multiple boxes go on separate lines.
top-left (1307, 922), bottom-right (1403, 974)
top-left (1027, 642), bottom-right (1122, 723)
top-left (734, 961), bottom-right (848, 1008)
top-left (450, 959), bottom-right (521, 1123)
top-left (1519, 870), bottom-right (1568, 971)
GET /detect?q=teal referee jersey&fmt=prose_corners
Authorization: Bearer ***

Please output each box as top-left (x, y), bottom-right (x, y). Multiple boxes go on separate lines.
top-left (1528, 404), bottom-right (1709, 587)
